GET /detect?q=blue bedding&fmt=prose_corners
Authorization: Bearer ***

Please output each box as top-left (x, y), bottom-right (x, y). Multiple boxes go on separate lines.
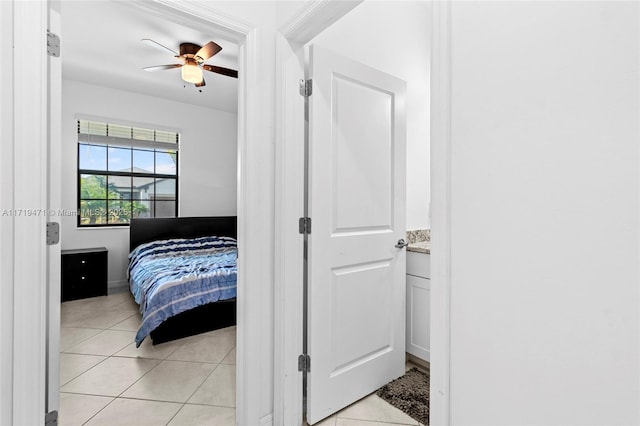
top-left (128, 235), bottom-right (237, 347)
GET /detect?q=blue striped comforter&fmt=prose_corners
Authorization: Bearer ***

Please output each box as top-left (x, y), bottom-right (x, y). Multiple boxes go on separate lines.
top-left (128, 236), bottom-right (237, 347)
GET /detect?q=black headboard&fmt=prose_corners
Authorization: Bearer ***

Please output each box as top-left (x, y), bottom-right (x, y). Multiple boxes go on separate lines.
top-left (129, 216), bottom-right (237, 253)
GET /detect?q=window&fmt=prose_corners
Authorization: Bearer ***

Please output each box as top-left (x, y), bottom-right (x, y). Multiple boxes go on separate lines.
top-left (77, 119), bottom-right (179, 226)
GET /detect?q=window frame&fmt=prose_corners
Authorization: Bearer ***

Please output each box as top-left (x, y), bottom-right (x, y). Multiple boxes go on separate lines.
top-left (76, 120), bottom-right (179, 228)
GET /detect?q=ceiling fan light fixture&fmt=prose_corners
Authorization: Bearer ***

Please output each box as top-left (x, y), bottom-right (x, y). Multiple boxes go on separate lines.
top-left (142, 39), bottom-right (237, 86)
top-left (181, 61), bottom-right (203, 84)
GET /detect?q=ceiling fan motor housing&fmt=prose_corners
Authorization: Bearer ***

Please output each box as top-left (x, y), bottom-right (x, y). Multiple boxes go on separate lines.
top-left (179, 42), bottom-right (204, 61)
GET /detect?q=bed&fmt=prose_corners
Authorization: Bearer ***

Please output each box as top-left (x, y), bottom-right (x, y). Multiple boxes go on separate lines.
top-left (128, 216), bottom-right (237, 346)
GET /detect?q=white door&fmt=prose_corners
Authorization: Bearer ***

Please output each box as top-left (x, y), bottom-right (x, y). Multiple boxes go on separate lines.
top-left (306, 44), bottom-right (407, 424)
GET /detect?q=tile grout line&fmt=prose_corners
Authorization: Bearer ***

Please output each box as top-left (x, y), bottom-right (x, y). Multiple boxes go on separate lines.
top-left (79, 395), bottom-right (117, 426)
top-left (164, 402), bottom-right (187, 426)
top-left (58, 354), bottom-right (108, 387)
top-left (182, 361), bottom-right (222, 405)
top-left (59, 327), bottom-right (106, 352)
top-left (62, 337), bottom-right (137, 358)
top-left (112, 354), bottom-right (164, 400)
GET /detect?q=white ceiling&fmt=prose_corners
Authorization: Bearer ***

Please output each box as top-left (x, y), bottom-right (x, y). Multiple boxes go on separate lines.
top-left (61, 1), bottom-right (239, 113)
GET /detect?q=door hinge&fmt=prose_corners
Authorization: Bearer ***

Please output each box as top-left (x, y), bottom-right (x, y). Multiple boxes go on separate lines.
top-left (46, 222), bottom-right (60, 245)
top-left (299, 79), bottom-right (312, 97)
top-left (299, 217), bottom-right (311, 235)
top-left (45, 410), bottom-right (58, 426)
top-left (298, 353), bottom-right (310, 372)
top-left (47, 31), bottom-right (60, 57)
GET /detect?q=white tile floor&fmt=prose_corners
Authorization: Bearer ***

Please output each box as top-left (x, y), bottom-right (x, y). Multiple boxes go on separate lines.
top-left (59, 292), bottom-right (424, 426)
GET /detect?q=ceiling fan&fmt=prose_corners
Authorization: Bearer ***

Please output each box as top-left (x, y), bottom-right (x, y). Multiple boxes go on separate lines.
top-left (142, 39), bottom-right (238, 88)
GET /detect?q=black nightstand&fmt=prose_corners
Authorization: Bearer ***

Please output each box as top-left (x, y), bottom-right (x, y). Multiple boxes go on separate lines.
top-left (61, 247), bottom-right (108, 302)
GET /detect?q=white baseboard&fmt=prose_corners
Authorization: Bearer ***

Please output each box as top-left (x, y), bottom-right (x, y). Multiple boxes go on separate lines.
top-left (259, 413), bottom-right (273, 426)
top-left (108, 279), bottom-right (128, 293)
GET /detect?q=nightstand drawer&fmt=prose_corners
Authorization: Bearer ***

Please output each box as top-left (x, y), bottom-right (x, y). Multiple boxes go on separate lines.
top-left (61, 248), bottom-right (108, 302)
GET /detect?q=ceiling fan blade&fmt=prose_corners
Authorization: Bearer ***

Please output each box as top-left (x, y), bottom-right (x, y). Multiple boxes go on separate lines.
top-left (195, 41), bottom-right (222, 62)
top-left (202, 64), bottom-right (238, 78)
top-left (143, 64), bottom-right (182, 72)
top-left (195, 78), bottom-right (206, 88)
top-left (141, 38), bottom-right (178, 56)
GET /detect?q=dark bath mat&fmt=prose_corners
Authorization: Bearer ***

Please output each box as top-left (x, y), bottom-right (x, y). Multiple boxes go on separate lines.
top-left (376, 367), bottom-right (429, 425)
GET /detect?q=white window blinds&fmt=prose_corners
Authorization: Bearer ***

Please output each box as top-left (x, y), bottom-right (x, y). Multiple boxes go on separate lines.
top-left (77, 119), bottom-right (179, 150)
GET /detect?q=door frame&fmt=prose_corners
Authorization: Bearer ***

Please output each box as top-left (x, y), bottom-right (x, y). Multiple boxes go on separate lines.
top-left (273, 1), bottom-right (452, 425)
top-left (43, 0), bottom-right (269, 424)
top-left (429, 1), bottom-right (453, 424)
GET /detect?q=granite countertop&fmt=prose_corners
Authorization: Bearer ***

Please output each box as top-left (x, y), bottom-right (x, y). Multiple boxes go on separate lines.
top-left (407, 240), bottom-right (430, 254)
top-left (406, 229), bottom-right (431, 254)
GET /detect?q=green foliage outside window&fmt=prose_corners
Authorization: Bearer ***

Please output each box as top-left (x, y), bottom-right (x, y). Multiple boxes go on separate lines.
top-left (79, 175), bottom-right (149, 225)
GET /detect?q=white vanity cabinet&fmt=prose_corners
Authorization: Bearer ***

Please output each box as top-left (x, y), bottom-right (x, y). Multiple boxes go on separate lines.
top-left (406, 251), bottom-right (430, 362)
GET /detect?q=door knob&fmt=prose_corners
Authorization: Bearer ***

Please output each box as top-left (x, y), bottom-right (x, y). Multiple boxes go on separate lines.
top-left (395, 239), bottom-right (409, 248)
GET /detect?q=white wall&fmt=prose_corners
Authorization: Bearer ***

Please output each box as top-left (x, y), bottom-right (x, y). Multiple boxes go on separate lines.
top-left (61, 79), bottom-right (237, 289)
top-left (309, 0), bottom-right (430, 230)
top-left (448, 1), bottom-right (639, 424)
